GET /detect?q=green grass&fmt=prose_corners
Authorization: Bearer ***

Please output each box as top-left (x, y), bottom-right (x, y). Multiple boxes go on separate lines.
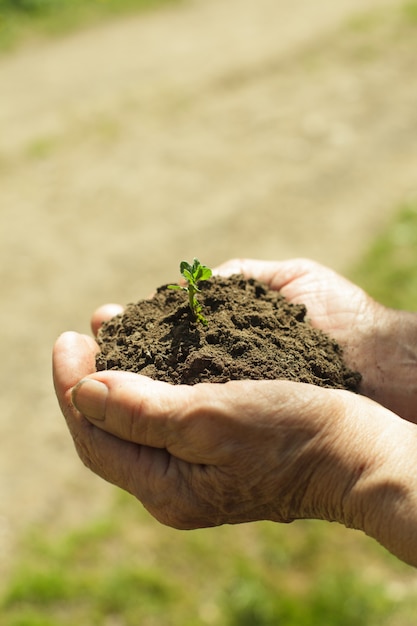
top-left (350, 202), bottom-right (417, 309)
top-left (1, 488), bottom-right (417, 625)
top-left (0, 0), bottom-right (182, 52)
top-left (403, 0), bottom-right (417, 23)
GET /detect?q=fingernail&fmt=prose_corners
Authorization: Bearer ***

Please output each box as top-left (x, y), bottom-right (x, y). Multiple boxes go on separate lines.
top-left (71, 378), bottom-right (108, 421)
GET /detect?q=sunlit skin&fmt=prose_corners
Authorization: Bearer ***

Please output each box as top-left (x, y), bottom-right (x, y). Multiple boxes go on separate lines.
top-left (53, 258), bottom-right (417, 567)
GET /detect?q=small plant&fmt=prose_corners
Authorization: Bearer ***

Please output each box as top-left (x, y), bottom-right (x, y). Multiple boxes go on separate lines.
top-left (168, 258), bottom-right (212, 325)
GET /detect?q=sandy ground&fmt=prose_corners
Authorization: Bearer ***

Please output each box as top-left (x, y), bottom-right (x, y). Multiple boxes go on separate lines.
top-left (0, 0), bottom-right (416, 572)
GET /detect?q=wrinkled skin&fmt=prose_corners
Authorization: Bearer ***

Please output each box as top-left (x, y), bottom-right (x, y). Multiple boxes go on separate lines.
top-left (53, 258), bottom-right (417, 566)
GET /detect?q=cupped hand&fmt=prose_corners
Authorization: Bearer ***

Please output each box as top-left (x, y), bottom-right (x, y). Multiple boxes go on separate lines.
top-left (216, 258), bottom-right (417, 421)
top-left (54, 331), bottom-right (384, 531)
top-left (215, 259), bottom-right (417, 422)
top-left (52, 258), bottom-right (417, 566)
top-left (54, 328), bottom-right (417, 569)
top-left (90, 259), bottom-right (417, 420)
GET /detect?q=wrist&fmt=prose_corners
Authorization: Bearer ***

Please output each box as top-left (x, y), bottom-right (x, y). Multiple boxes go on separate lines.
top-left (360, 306), bottom-right (417, 422)
top-left (342, 401), bottom-right (417, 567)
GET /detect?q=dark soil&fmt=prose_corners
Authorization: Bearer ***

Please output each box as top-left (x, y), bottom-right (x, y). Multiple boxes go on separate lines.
top-left (96, 275), bottom-right (361, 391)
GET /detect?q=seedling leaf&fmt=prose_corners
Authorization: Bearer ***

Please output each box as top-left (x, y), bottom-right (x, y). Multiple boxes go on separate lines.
top-left (168, 258), bottom-right (212, 325)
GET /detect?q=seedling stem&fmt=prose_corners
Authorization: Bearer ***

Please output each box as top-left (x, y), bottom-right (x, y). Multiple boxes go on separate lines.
top-left (168, 258), bottom-right (212, 325)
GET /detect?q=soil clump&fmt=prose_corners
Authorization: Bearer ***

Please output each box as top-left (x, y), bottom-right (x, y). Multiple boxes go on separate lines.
top-left (96, 275), bottom-right (361, 390)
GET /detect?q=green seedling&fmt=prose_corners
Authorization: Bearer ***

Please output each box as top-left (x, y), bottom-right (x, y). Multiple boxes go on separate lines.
top-left (168, 258), bottom-right (212, 325)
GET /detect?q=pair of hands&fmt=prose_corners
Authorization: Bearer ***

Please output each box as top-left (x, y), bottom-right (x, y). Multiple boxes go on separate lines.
top-left (53, 258), bottom-right (417, 566)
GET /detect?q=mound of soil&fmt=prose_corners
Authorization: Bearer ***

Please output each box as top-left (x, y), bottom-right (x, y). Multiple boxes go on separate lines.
top-left (95, 275), bottom-right (361, 391)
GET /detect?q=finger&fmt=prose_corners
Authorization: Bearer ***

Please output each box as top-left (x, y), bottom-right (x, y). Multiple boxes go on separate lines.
top-left (53, 331), bottom-right (99, 413)
top-left (71, 371), bottom-right (202, 458)
top-left (72, 371), bottom-right (266, 466)
top-left (70, 371), bottom-right (331, 465)
top-left (91, 304), bottom-right (124, 336)
top-left (53, 333), bottom-right (174, 493)
top-left (69, 371), bottom-right (355, 530)
top-left (213, 257), bottom-right (321, 292)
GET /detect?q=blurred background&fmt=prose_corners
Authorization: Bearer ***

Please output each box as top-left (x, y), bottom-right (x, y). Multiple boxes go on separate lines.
top-left (1, 0), bottom-right (417, 623)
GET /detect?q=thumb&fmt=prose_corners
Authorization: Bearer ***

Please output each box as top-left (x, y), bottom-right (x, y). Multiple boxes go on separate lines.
top-left (71, 372), bottom-right (331, 466)
top-left (71, 371), bottom-right (202, 454)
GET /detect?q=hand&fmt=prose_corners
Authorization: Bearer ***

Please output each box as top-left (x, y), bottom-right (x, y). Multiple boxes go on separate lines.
top-left (53, 331), bottom-right (417, 566)
top-left (215, 258), bottom-right (417, 422)
top-left (90, 258), bottom-right (417, 420)
top-left (52, 331), bottom-right (381, 528)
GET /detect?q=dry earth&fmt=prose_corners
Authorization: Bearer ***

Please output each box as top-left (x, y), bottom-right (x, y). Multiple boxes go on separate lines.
top-left (0, 0), bottom-right (416, 573)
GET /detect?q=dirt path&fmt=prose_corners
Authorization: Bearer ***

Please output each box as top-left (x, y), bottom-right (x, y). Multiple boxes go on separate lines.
top-left (0, 0), bottom-right (416, 570)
